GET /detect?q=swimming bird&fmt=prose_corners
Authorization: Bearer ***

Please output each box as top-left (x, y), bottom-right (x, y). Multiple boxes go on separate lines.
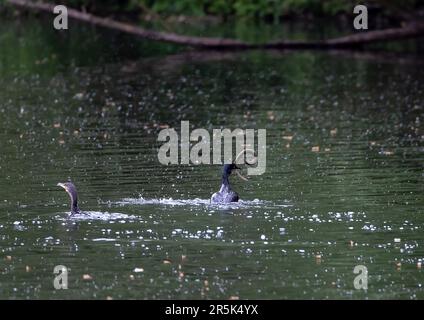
top-left (210, 149), bottom-right (258, 204)
top-left (57, 182), bottom-right (82, 215)
top-left (211, 163), bottom-right (242, 203)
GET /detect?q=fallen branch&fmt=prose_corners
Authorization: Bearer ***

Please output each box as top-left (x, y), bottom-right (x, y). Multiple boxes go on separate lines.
top-left (6, 0), bottom-right (424, 50)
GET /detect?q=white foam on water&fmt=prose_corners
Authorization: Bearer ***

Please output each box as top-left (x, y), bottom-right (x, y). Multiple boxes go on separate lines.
top-left (92, 238), bottom-right (117, 242)
top-left (114, 197), bottom-right (289, 209)
top-left (116, 197), bottom-right (210, 206)
top-left (57, 211), bottom-right (139, 221)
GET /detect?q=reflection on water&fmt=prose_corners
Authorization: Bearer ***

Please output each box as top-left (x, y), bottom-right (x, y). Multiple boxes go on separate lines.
top-left (0, 18), bottom-right (423, 299)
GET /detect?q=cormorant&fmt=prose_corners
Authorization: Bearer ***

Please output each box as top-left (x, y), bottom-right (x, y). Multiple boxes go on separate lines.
top-left (210, 149), bottom-right (257, 204)
top-left (57, 182), bottom-right (82, 215)
top-left (211, 163), bottom-right (244, 203)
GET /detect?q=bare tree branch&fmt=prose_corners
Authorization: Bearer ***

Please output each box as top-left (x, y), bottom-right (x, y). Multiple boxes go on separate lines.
top-left (6, 0), bottom-right (424, 50)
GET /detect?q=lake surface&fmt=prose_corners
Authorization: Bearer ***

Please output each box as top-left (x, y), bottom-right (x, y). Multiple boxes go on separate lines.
top-left (0, 18), bottom-right (423, 299)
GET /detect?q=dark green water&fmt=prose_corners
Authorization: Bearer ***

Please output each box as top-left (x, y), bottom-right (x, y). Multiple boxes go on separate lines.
top-left (0, 18), bottom-right (423, 299)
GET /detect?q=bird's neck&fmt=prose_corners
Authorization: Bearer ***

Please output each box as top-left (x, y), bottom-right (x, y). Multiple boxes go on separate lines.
top-left (71, 196), bottom-right (80, 214)
top-left (220, 174), bottom-right (231, 192)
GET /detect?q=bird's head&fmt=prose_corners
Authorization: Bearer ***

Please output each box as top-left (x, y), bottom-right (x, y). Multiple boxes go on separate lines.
top-left (57, 181), bottom-right (80, 214)
top-left (223, 163), bottom-right (240, 176)
top-left (57, 181), bottom-right (79, 211)
top-left (57, 182), bottom-right (77, 196)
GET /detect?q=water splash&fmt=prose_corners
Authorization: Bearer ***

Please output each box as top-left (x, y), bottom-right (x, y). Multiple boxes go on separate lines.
top-left (56, 211), bottom-right (139, 221)
top-left (114, 197), bottom-right (290, 209)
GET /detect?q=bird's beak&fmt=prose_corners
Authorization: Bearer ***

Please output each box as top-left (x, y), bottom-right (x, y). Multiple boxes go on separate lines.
top-left (235, 168), bottom-right (249, 181)
top-left (57, 183), bottom-right (67, 190)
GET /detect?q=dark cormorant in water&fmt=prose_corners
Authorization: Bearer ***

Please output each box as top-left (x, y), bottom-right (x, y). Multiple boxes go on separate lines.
top-left (211, 163), bottom-right (242, 203)
top-left (57, 182), bottom-right (81, 215)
